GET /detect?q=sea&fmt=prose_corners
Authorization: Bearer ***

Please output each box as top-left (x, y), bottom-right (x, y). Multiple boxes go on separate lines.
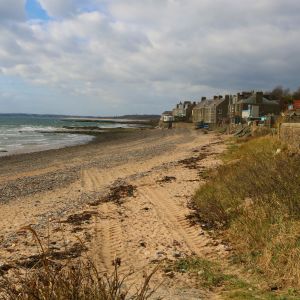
top-left (0, 114), bottom-right (129, 156)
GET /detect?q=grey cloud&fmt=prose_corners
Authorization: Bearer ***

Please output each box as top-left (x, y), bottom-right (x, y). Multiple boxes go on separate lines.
top-left (0, 0), bottom-right (25, 22)
top-left (0, 0), bottom-right (300, 115)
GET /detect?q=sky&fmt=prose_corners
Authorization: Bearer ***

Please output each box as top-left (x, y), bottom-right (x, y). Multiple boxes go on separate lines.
top-left (0, 0), bottom-right (300, 116)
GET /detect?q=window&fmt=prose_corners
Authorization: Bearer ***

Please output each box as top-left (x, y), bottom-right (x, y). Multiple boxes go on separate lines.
top-left (218, 108), bottom-right (222, 114)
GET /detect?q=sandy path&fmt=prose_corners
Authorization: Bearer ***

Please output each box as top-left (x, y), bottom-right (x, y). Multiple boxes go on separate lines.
top-left (0, 129), bottom-right (228, 299)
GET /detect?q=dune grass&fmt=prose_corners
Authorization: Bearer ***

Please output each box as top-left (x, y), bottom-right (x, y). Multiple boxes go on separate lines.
top-left (0, 227), bottom-right (159, 300)
top-left (0, 258), bottom-right (159, 300)
top-left (193, 136), bottom-right (300, 291)
top-left (167, 257), bottom-right (299, 300)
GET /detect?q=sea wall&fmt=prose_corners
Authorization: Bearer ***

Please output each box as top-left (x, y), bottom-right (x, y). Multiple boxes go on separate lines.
top-left (171, 122), bottom-right (194, 129)
top-left (280, 123), bottom-right (300, 149)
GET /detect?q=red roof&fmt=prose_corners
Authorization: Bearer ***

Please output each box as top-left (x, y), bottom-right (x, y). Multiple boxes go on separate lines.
top-left (294, 100), bottom-right (300, 109)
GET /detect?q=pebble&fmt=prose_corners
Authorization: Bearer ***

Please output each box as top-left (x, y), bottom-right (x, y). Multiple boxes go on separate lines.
top-left (173, 251), bottom-right (182, 258)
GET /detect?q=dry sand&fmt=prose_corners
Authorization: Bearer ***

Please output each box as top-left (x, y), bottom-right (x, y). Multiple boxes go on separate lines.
top-left (0, 128), bottom-right (229, 299)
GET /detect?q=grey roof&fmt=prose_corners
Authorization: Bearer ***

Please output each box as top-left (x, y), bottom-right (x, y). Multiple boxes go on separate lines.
top-left (206, 98), bottom-right (226, 108)
top-left (237, 95), bottom-right (279, 106)
top-left (183, 101), bottom-right (192, 105)
top-left (194, 99), bottom-right (213, 109)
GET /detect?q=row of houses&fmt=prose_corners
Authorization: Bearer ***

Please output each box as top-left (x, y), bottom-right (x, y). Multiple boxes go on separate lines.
top-left (161, 91), bottom-right (281, 127)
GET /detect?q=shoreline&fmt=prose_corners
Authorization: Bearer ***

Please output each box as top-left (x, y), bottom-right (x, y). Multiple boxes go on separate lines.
top-left (0, 127), bottom-right (149, 160)
top-left (0, 128), bottom-right (171, 183)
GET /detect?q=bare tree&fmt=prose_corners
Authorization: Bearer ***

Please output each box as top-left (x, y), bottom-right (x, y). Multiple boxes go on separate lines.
top-left (293, 86), bottom-right (300, 100)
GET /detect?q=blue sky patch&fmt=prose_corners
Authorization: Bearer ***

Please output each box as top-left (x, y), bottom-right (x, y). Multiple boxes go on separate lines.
top-left (25, 0), bottom-right (49, 20)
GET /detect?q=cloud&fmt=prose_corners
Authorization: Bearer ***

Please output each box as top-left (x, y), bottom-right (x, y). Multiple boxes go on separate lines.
top-left (37, 0), bottom-right (78, 17)
top-left (37, 0), bottom-right (102, 17)
top-left (0, 0), bottom-right (300, 115)
top-left (0, 0), bottom-right (26, 22)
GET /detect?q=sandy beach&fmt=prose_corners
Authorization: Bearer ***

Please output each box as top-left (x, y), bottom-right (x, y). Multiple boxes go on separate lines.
top-left (0, 128), bottom-right (228, 299)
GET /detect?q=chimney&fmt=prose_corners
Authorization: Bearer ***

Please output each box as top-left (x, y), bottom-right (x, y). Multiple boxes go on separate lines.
top-left (225, 95), bottom-right (230, 101)
top-left (214, 95), bottom-right (218, 100)
top-left (219, 95), bottom-right (223, 99)
top-left (201, 97), bottom-right (206, 101)
top-left (256, 92), bottom-right (263, 104)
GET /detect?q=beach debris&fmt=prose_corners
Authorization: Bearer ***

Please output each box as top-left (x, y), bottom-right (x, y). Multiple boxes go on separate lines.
top-left (71, 227), bottom-right (84, 233)
top-left (156, 251), bottom-right (167, 260)
top-left (0, 243), bottom-right (87, 274)
top-left (178, 153), bottom-right (208, 169)
top-left (62, 211), bottom-right (98, 225)
top-left (185, 211), bottom-right (201, 226)
top-left (139, 241), bottom-right (147, 248)
top-left (234, 126), bottom-right (251, 138)
top-left (185, 179), bottom-right (201, 182)
top-left (173, 251), bottom-right (182, 258)
top-left (156, 176), bottom-right (176, 184)
top-left (85, 192), bottom-right (104, 206)
top-left (0, 263), bottom-right (13, 275)
top-left (104, 183), bottom-right (137, 205)
top-left (165, 271), bottom-right (175, 278)
top-left (172, 240), bottom-right (181, 247)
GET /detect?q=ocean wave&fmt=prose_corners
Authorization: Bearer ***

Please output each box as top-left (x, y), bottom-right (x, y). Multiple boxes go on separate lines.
top-left (19, 126), bottom-right (58, 132)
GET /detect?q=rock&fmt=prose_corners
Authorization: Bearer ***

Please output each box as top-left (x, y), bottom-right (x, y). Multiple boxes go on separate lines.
top-left (139, 241), bottom-right (147, 248)
top-left (173, 240), bottom-right (181, 246)
top-left (173, 251), bottom-right (182, 258)
top-left (157, 251), bottom-right (166, 255)
top-left (165, 271), bottom-right (175, 278)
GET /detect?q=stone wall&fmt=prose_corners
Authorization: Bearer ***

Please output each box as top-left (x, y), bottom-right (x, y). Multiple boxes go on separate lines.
top-left (280, 123), bottom-right (300, 149)
top-left (171, 122), bottom-right (195, 129)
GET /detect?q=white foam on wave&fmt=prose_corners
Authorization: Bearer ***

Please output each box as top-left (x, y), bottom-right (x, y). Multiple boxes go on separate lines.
top-left (19, 125), bottom-right (58, 132)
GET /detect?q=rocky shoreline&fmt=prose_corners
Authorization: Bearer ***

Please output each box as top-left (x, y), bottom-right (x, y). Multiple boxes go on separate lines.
top-left (0, 129), bottom-right (182, 200)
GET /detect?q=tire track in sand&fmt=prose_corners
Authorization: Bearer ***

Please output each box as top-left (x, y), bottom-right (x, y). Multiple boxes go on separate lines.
top-left (82, 168), bottom-right (116, 192)
top-left (139, 186), bottom-right (218, 258)
top-left (91, 204), bottom-right (125, 272)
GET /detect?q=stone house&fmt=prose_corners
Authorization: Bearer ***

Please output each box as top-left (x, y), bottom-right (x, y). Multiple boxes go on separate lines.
top-left (234, 92), bottom-right (280, 122)
top-left (172, 101), bottom-right (196, 121)
top-left (192, 95), bottom-right (229, 126)
top-left (228, 92), bottom-right (252, 124)
top-left (206, 96), bottom-right (229, 125)
top-left (192, 98), bottom-right (212, 123)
